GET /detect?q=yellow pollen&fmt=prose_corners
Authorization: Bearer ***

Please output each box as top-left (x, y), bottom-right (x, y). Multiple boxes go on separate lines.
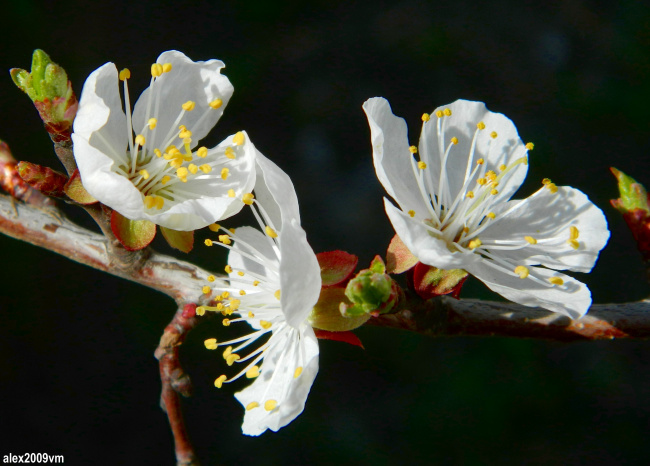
top-left (466, 191), bottom-right (474, 198)
top-left (147, 118), bottom-right (157, 130)
top-left (221, 167), bottom-right (230, 180)
top-left (162, 63), bottom-right (172, 73)
top-left (204, 338), bottom-right (218, 350)
top-left (144, 195), bottom-right (155, 209)
top-left (233, 132), bottom-right (245, 146)
top-left (209, 98), bottom-right (223, 109)
top-left (222, 318), bottom-right (231, 327)
top-left (490, 188), bottom-right (499, 195)
top-left (242, 193), bottom-right (255, 205)
top-left (182, 101), bottom-right (196, 111)
top-left (451, 137), bottom-right (458, 145)
top-left (418, 161), bottom-right (427, 170)
top-left (422, 113), bottom-right (430, 122)
top-left (443, 108), bottom-right (452, 116)
top-left (151, 63), bottom-right (163, 78)
top-left (196, 306), bottom-right (205, 316)
top-left (567, 239), bottom-right (580, 250)
top-left (435, 110), bottom-right (444, 118)
top-left (274, 289), bottom-right (281, 300)
top-left (265, 225), bottom-right (278, 238)
top-left (226, 354), bottom-right (240, 366)
top-left (462, 227), bottom-right (469, 234)
top-left (229, 298), bottom-right (241, 310)
top-left (294, 367), bottom-right (303, 378)
top-left (260, 320), bottom-right (272, 330)
top-left (264, 400), bottom-right (278, 411)
top-left (154, 148), bottom-right (162, 157)
top-left (477, 121), bottom-right (485, 130)
top-left (409, 145), bottom-right (418, 154)
top-left (224, 265), bottom-right (233, 273)
top-left (179, 125), bottom-right (187, 132)
top-left (542, 178), bottom-right (552, 185)
top-left (228, 189), bottom-right (236, 198)
top-left (526, 142), bottom-right (535, 150)
top-left (487, 212), bottom-right (496, 219)
top-left (199, 164), bottom-right (212, 174)
top-left (248, 311), bottom-right (255, 318)
top-left (176, 167), bottom-right (189, 182)
top-left (223, 346), bottom-right (232, 358)
top-left (204, 239), bottom-right (213, 247)
top-left (207, 275), bottom-right (216, 282)
top-left (155, 195), bottom-right (166, 210)
top-left (196, 147), bottom-right (208, 158)
top-left (549, 277), bottom-right (564, 286)
top-left (477, 178), bottom-right (487, 185)
top-left (119, 68), bottom-right (131, 81)
top-left (161, 175), bottom-right (171, 185)
top-left (139, 169), bottom-right (150, 180)
top-left (214, 375), bottom-right (227, 388)
top-left (477, 158), bottom-right (484, 165)
top-left (546, 183), bottom-right (558, 193)
top-left (499, 164), bottom-right (506, 171)
top-left (246, 402), bottom-right (259, 411)
top-left (179, 129), bottom-right (192, 139)
top-left (408, 210), bottom-right (415, 217)
top-left (135, 134), bottom-right (145, 146)
top-left (524, 236), bottom-right (537, 244)
top-left (253, 281), bottom-right (260, 287)
top-left (490, 131), bottom-right (498, 139)
top-left (224, 147), bottom-right (236, 159)
top-left (237, 271), bottom-right (245, 277)
top-left (239, 290), bottom-right (246, 296)
top-left (468, 238), bottom-right (482, 249)
top-left (202, 285), bottom-right (211, 294)
top-left (570, 226), bottom-right (579, 239)
top-left (486, 170), bottom-right (497, 180)
top-left (219, 234), bottom-right (232, 245)
top-left (209, 224), bottom-right (221, 232)
top-left (514, 265), bottom-right (529, 279)
top-left (188, 164), bottom-right (198, 175)
top-left (246, 366), bottom-right (261, 379)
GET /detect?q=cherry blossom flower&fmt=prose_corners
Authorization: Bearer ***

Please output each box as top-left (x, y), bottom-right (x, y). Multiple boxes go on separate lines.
top-left (72, 50), bottom-right (255, 231)
top-left (199, 151), bottom-right (321, 435)
top-left (364, 97), bottom-right (609, 319)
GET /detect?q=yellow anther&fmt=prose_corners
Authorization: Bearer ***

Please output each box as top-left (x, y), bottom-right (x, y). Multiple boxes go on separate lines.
top-left (204, 338), bottom-right (218, 350)
top-left (524, 236), bottom-right (537, 245)
top-left (196, 147), bottom-right (208, 158)
top-left (135, 134), bottom-right (145, 146)
top-left (570, 226), bottom-right (579, 240)
top-left (161, 175), bottom-right (171, 185)
top-left (162, 63), bottom-right (172, 73)
top-left (214, 375), bottom-right (227, 388)
top-left (179, 130), bottom-right (192, 139)
top-left (242, 193), bottom-right (255, 205)
top-left (487, 212), bottom-right (496, 219)
top-left (265, 225), bottom-right (278, 238)
top-left (147, 118), bottom-right (157, 130)
top-left (226, 354), bottom-right (241, 366)
top-left (154, 148), bottom-right (162, 158)
top-left (246, 402), bottom-right (259, 411)
top-left (477, 121), bottom-right (485, 130)
top-left (252, 281), bottom-right (260, 287)
top-left (144, 195), bottom-right (155, 209)
top-left (219, 234), bottom-right (232, 245)
top-left (182, 101), bottom-right (196, 111)
top-left (209, 224), bottom-right (221, 232)
top-left (499, 164), bottom-right (506, 171)
top-left (179, 125), bottom-right (187, 132)
top-left (435, 110), bottom-right (444, 118)
top-left (221, 167), bottom-right (230, 180)
top-left (514, 265), bottom-right (529, 279)
top-left (222, 318), bottom-right (231, 327)
top-left (155, 196), bottom-right (165, 210)
top-left (526, 142), bottom-right (535, 150)
top-left (408, 210), bottom-right (415, 218)
top-left (443, 108), bottom-right (452, 116)
top-left (462, 227), bottom-right (469, 234)
top-left (468, 238), bottom-right (482, 249)
top-left (490, 131), bottom-right (498, 139)
top-left (209, 98), bottom-right (223, 109)
top-left (228, 189), bottom-right (236, 198)
top-left (229, 298), bottom-right (241, 310)
top-left (417, 161), bottom-right (427, 170)
top-left (409, 145), bottom-right (418, 154)
top-left (549, 277), bottom-right (564, 286)
top-left (546, 183), bottom-right (558, 193)
top-left (490, 188), bottom-right (499, 195)
top-left (246, 366), bottom-right (261, 379)
top-left (294, 367), bottom-right (303, 379)
top-left (233, 132), bottom-right (245, 146)
top-left (224, 147), bottom-right (236, 159)
top-left (139, 169), bottom-right (150, 180)
top-left (151, 63), bottom-right (163, 78)
top-left (207, 275), bottom-right (216, 282)
top-left (451, 137), bottom-right (458, 145)
top-left (274, 289), bottom-right (281, 300)
top-left (196, 306), bottom-right (206, 316)
top-left (567, 239), bottom-right (580, 250)
top-left (188, 164), bottom-right (198, 175)
top-left (119, 68), bottom-right (131, 81)
top-left (264, 400), bottom-right (278, 411)
top-left (200, 164), bottom-right (212, 174)
top-left (224, 265), bottom-right (233, 273)
top-left (176, 167), bottom-right (189, 182)
top-left (421, 113), bottom-right (430, 122)
top-left (477, 158), bottom-right (484, 165)
top-left (237, 271), bottom-right (245, 277)
top-left (477, 178), bottom-right (487, 185)
top-left (466, 191), bottom-right (474, 198)
top-left (204, 239), bottom-right (213, 247)
top-left (542, 178), bottom-right (552, 185)
top-left (260, 320), bottom-right (272, 330)
top-left (248, 311), bottom-right (255, 318)
top-left (239, 290), bottom-right (246, 296)
top-left (486, 170), bottom-right (497, 181)
top-left (202, 285), bottom-right (211, 294)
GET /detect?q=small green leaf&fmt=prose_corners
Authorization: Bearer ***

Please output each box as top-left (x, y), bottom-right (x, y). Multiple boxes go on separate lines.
top-left (308, 287), bottom-right (370, 331)
top-left (110, 211), bottom-right (156, 251)
top-left (160, 226), bottom-right (194, 253)
top-left (610, 167), bottom-right (650, 214)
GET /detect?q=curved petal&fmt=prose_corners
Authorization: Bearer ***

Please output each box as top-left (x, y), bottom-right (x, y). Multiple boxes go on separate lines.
top-left (419, 99), bottom-right (528, 205)
top-left (132, 50), bottom-right (234, 150)
top-left (279, 219), bottom-right (321, 328)
top-left (481, 186), bottom-right (610, 273)
top-left (385, 199), bottom-right (471, 270)
top-left (254, 150), bottom-right (301, 229)
top-left (467, 259), bottom-right (592, 319)
top-left (235, 324), bottom-right (319, 436)
top-left (228, 226), bottom-right (279, 291)
top-left (363, 97), bottom-right (430, 215)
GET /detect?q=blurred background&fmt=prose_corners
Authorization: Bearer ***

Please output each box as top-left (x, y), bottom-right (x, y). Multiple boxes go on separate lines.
top-left (2, 0), bottom-right (650, 464)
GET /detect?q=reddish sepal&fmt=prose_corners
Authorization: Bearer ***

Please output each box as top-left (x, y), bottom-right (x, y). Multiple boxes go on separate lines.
top-left (316, 250), bottom-right (358, 287)
top-left (314, 329), bottom-right (364, 349)
top-left (110, 210), bottom-right (156, 251)
top-left (386, 234), bottom-right (418, 274)
top-left (619, 208), bottom-right (650, 262)
top-left (408, 262), bottom-right (468, 300)
top-left (181, 303), bottom-right (197, 318)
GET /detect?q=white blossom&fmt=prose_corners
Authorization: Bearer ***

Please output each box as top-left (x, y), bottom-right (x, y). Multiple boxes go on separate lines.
top-left (364, 97), bottom-right (609, 319)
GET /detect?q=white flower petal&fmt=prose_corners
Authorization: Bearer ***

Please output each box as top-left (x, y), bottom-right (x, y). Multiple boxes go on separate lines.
top-left (467, 260), bottom-right (592, 319)
top-left (132, 50), bottom-right (233, 150)
top-left (228, 225), bottom-right (279, 291)
top-left (254, 151), bottom-right (301, 228)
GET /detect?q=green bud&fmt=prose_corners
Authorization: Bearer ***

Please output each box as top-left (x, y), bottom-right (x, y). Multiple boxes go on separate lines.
top-left (308, 287), bottom-right (371, 331)
top-left (342, 256), bottom-right (401, 317)
top-left (610, 167), bottom-right (650, 214)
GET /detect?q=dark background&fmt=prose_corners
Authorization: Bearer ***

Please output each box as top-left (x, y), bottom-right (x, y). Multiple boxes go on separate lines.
top-left (2, 0), bottom-right (650, 464)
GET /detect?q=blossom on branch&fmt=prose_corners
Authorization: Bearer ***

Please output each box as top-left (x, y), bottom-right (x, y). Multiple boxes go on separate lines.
top-left (72, 51), bottom-right (255, 232)
top-left (364, 97), bottom-right (609, 319)
top-left (200, 151), bottom-right (321, 435)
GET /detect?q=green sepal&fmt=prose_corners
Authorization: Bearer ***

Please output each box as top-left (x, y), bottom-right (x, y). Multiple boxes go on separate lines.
top-left (63, 169), bottom-right (97, 204)
top-left (110, 211), bottom-right (156, 251)
top-left (610, 167), bottom-right (650, 214)
top-left (160, 227), bottom-right (194, 253)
